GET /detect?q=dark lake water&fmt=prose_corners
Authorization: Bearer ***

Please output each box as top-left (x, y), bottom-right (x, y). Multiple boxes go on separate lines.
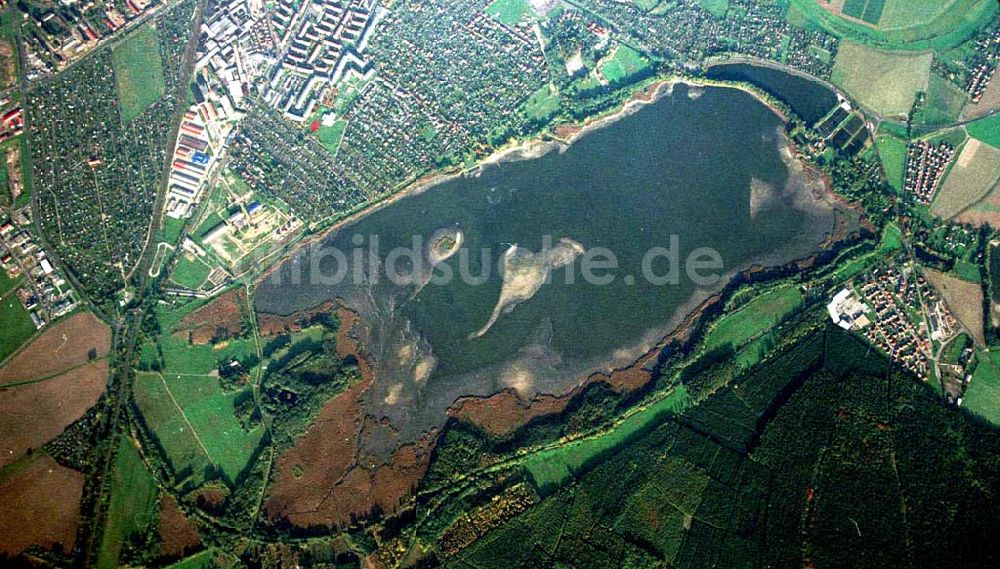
top-left (255, 84), bottom-right (846, 441)
top-left (705, 63), bottom-right (839, 126)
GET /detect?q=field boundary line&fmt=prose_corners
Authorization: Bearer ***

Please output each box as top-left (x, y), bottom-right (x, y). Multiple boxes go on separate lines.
top-left (0, 357), bottom-right (109, 388)
top-left (155, 372), bottom-right (215, 463)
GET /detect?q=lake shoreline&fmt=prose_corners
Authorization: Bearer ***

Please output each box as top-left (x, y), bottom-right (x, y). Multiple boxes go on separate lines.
top-left (255, 75), bottom-right (798, 286)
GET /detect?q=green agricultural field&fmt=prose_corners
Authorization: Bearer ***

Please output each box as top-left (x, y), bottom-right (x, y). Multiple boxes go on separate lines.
top-left (158, 215), bottom-right (186, 247)
top-left (875, 134), bottom-right (907, 191)
top-left (964, 350), bottom-right (1000, 425)
top-left (317, 119), bottom-right (346, 155)
top-left (523, 387), bottom-right (690, 491)
top-left (966, 112), bottom-right (1000, 148)
top-left (524, 85), bottom-right (560, 120)
top-left (485, 0), bottom-right (535, 26)
top-left (915, 74), bottom-right (969, 126)
top-left (788, 0), bottom-right (997, 52)
top-left (880, 222), bottom-right (904, 252)
top-left (96, 437), bottom-right (159, 569)
top-left (0, 294), bottom-right (35, 363)
top-left (925, 126), bottom-right (969, 148)
top-left (831, 42), bottom-right (932, 117)
top-left (0, 269), bottom-right (21, 297)
top-left (166, 548), bottom-right (238, 569)
top-left (696, 0), bottom-right (729, 19)
top-left (842, 0), bottom-right (885, 26)
top-left (169, 255), bottom-right (213, 290)
top-left (135, 371), bottom-right (263, 485)
top-left (599, 46), bottom-right (650, 84)
top-left (953, 259), bottom-right (982, 283)
top-left (932, 139), bottom-right (1000, 219)
top-left (112, 25), bottom-right (166, 124)
top-left (704, 286), bottom-right (804, 353)
top-left (134, 372), bottom-right (212, 483)
top-left (164, 374), bottom-right (264, 483)
top-left (879, 0), bottom-right (962, 31)
top-left (157, 334), bottom-right (256, 376)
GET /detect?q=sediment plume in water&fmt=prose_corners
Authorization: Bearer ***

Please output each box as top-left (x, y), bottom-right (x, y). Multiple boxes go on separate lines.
top-left (471, 238), bottom-right (585, 338)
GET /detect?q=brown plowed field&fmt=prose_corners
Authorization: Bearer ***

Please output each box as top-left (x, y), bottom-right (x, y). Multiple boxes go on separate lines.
top-left (0, 453), bottom-right (84, 555)
top-left (156, 494), bottom-right (202, 560)
top-left (176, 288), bottom-right (246, 345)
top-left (0, 311), bottom-right (110, 385)
top-left (0, 360), bottom-right (108, 468)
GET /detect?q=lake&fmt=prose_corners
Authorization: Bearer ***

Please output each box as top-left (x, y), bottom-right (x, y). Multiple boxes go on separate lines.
top-left (255, 83), bottom-right (850, 444)
top-left (705, 63), bottom-right (840, 126)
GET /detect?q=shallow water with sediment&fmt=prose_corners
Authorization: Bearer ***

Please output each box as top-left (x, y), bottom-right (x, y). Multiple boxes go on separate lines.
top-left (255, 84), bottom-right (853, 449)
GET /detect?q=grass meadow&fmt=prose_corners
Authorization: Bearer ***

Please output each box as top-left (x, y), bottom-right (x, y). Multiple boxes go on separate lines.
top-left (831, 42), bottom-right (932, 117)
top-left (875, 134), bottom-right (907, 191)
top-left (96, 437), bottom-right (159, 569)
top-left (112, 26), bottom-right (166, 124)
top-left (703, 286), bottom-right (804, 354)
top-left (965, 350), bottom-right (1000, 425)
top-left (932, 139), bottom-right (1000, 219)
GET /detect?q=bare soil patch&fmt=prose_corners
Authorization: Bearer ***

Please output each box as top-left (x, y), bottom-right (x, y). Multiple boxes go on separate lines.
top-left (156, 494), bottom-right (202, 561)
top-left (0, 360), bottom-right (108, 468)
top-left (265, 308), bottom-right (435, 528)
top-left (925, 268), bottom-right (986, 346)
top-left (0, 311), bottom-right (110, 384)
top-left (177, 288), bottom-right (246, 345)
top-left (258, 300), bottom-right (337, 337)
top-left (0, 453), bottom-right (84, 556)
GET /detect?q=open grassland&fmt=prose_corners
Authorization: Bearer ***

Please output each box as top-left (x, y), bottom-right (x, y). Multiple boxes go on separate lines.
top-left (831, 42), bottom-right (931, 117)
top-left (704, 286), bottom-right (804, 353)
top-left (0, 294), bottom-right (35, 363)
top-left (925, 268), bottom-right (986, 346)
top-left (169, 254), bottom-right (214, 290)
top-left (158, 334), bottom-right (256, 375)
top-left (166, 548), bottom-right (239, 569)
top-left (916, 74), bottom-right (969, 126)
top-left (134, 372), bottom-right (212, 483)
top-left (966, 112), bottom-right (1000, 148)
top-left (875, 134), bottom-right (907, 191)
top-left (696, 0), bottom-right (730, 19)
top-left (0, 270), bottom-right (20, 297)
top-left (599, 46), bottom-right (650, 84)
top-left (932, 139), bottom-right (1000, 219)
top-left (878, 0), bottom-right (958, 30)
top-left (965, 350), bottom-right (1000, 424)
top-left (485, 0), bottom-right (535, 25)
top-left (789, 0), bottom-right (997, 51)
top-left (165, 374), bottom-right (264, 482)
top-left (0, 453), bottom-right (84, 556)
top-left (134, 370), bottom-right (262, 484)
top-left (96, 437), bottom-right (159, 569)
top-left (0, 360), bottom-right (108, 468)
top-left (113, 25), bottom-right (166, 124)
top-left (524, 85), bottom-right (561, 120)
top-left (0, 311), bottom-right (111, 384)
top-left (523, 387), bottom-right (690, 490)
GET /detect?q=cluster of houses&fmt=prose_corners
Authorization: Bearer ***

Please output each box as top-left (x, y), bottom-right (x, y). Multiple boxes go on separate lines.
top-left (0, 209), bottom-right (77, 328)
top-left (0, 101), bottom-right (23, 143)
top-left (265, 0), bottom-right (386, 122)
top-left (966, 27), bottom-right (1000, 103)
top-left (17, 0), bottom-right (160, 78)
top-left (848, 265), bottom-right (958, 381)
top-left (905, 141), bottom-right (955, 205)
